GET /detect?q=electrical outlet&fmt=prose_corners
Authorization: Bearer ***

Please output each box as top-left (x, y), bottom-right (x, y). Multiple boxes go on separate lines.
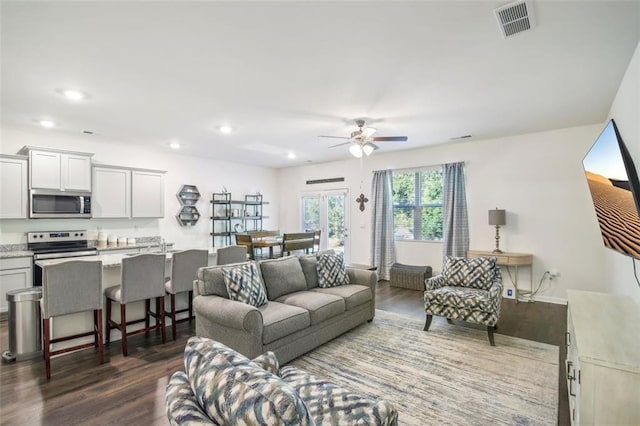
top-left (547, 270), bottom-right (559, 280)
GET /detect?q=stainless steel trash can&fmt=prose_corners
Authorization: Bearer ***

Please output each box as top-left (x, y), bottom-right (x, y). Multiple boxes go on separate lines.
top-left (2, 288), bottom-right (42, 363)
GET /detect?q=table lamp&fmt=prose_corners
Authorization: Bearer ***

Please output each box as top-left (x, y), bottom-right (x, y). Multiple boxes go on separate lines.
top-left (488, 208), bottom-right (506, 253)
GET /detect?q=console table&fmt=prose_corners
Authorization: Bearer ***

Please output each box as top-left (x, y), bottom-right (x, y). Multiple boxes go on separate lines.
top-left (467, 250), bottom-right (533, 302)
top-left (566, 290), bottom-right (640, 424)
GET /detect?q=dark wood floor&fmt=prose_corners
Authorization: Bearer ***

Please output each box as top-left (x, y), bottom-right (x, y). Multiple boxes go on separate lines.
top-left (0, 282), bottom-right (568, 425)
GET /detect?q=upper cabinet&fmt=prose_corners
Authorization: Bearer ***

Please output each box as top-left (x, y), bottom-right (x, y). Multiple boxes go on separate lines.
top-left (92, 166), bottom-right (131, 218)
top-left (20, 146), bottom-right (93, 191)
top-left (92, 165), bottom-right (165, 219)
top-left (132, 170), bottom-right (165, 218)
top-left (0, 154), bottom-right (28, 219)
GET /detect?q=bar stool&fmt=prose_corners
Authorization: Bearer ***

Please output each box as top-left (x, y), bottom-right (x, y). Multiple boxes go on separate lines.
top-left (41, 260), bottom-right (103, 380)
top-left (216, 245), bottom-right (247, 265)
top-left (164, 249), bottom-right (208, 340)
top-left (104, 253), bottom-right (166, 356)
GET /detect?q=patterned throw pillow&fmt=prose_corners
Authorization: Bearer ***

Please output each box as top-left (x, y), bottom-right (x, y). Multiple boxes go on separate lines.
top-left (252, 351), bottom-right (280, 376)
top-left (443, 256), bottom-right (497, 290)
top-left (184, 337), bottom-right (314, 425)
top-left (316, 250), bottom-right (350, 288)
top-left (222, 262), bottom-right (268, 307)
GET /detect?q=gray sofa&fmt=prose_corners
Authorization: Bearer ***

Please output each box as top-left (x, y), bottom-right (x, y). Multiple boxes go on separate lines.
top-left (193, 254), bottom-right (377, 364)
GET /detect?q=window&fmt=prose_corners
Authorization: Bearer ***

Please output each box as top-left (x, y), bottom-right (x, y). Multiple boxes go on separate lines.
top-left (392, 168), bottom-right (443, 241)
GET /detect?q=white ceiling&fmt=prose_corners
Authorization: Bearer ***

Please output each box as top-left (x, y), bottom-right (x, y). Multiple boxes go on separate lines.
top-left (2, 1), bottom-right (639, 168)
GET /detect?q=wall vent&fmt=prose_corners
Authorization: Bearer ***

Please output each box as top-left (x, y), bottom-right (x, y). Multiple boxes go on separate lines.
top-left (495, 0), bottom-right (535, 39)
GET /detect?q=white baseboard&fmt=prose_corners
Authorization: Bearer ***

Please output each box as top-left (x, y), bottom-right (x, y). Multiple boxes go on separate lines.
top-left (528, 295), bottom-right (567, 305)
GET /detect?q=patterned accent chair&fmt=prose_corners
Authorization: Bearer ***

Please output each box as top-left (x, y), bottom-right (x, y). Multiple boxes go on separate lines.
top-left (423, 256), bottom-right (503, 346)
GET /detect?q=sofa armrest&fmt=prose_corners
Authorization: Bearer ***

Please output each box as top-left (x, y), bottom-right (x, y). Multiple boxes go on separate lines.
top-left (347, 268), bottom-right (377, 319)
top-left (425, 274), bottom-right (446, 291)
top-left (488, 267), bottom-right (504, 312)
top-left (193, 295), bottom-right (263, 334)
top-left (166, 371), bottom-right (214, 425)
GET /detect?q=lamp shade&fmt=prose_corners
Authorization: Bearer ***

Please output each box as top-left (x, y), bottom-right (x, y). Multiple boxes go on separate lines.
top-left (488, 209), bottom-right (506, 226)
top-left (349, 144), bottom-right (363, 158)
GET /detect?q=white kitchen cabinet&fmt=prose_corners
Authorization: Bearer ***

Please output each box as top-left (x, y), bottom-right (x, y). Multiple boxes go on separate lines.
top-left (0, 154), bottom-right (28, 219)
top-left (92, 166), bottom-right (131, 218)
top-left (21, 147), bottom-right (93, 191)
top-left (132, 170), bottom-right (165, 218)
top-left (566, 290), bottom-right (640, 425)
top-left (0, 257), bottom-right (32, 314)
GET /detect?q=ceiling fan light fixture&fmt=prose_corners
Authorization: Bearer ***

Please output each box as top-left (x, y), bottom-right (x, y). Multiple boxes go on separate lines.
top-left (362, 142), bottom-right (376, 156)
top-left (349, 143), bottom-right (363, 158)
top-left (362, 127), bottom-right (377, 138)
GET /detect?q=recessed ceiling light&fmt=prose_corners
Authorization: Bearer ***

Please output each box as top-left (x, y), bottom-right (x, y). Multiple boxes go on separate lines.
top-left (287, 152), bottom-right (296, 159)
top-left (39, 120), bottom-right (55, 128)
top-left (219, 125), bottom-right (233, 134)
top-left (56, 88), bottom-right (87, 101)
top-left (170, 141), bottom-right (181, 149)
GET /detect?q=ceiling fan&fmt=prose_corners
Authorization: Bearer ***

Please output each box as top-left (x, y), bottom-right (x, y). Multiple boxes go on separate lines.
top-left (318, 119), bottom-right (408, 158)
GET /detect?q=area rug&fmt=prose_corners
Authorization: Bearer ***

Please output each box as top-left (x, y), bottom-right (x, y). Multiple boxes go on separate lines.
top-left (289, 310), bottom-right (558, 425)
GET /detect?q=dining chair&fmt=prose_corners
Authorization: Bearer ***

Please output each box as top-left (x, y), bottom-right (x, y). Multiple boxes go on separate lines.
top-left (312, 229), bottom-right (321, 253)
top-left (41, 260), bottom-right (103, 380)
top-left (165, 249), bottom-right (208, 340)
top-left (104, 253), bottom-right (167, 356)
top-left (235, 234), bottom-right (255, 260)
top-left (216, 245), bottom-right (247, 265)
top-left (282, 232), bottom-right (315, 256)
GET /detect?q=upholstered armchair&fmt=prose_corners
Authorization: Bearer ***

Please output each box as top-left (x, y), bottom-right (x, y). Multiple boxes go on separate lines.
top-left (423, 256), bottom-right (503, 346)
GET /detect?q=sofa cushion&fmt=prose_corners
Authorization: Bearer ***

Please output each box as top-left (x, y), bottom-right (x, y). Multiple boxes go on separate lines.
top-left (222, 262), bottom-right (268, 307)
top-left (316, 250), bottom-right (350, 288)
top-left (275, 291), bottom-right (345, 325)
top-left (259, 301), bottom-right (311, 345)
top-left (298, 255), bottom-right (319, 289)
top-left (424, 286), bottom-right (494, 311)
top-left (165, 371), bottom-right (212, 425)
top-left (252, 351), bottom-right (280, 377)
top-left (197, 265), bottom-right (229, 298)
top-left (280, 365), bottom-right (398, 426)
top-left (443, 256), bottom-right (496, 290)
top-left (311, 284), bottom-right (372, 311)
top-left (259, 256), bottom-right (308, 300)
top-left (184, 337), bottom-right (314, 425)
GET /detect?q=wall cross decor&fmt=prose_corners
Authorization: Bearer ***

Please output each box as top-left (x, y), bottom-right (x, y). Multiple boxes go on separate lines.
top-left (356, 193), bottom-right (369, 212)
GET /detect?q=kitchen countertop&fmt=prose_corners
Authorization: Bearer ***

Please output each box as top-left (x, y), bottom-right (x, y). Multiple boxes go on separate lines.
top-left (0, 250), bottom-right (33, 259)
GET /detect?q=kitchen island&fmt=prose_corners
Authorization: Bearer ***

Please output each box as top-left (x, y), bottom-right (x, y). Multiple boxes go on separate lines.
top-left (35, 248), bottom-right (217, 349)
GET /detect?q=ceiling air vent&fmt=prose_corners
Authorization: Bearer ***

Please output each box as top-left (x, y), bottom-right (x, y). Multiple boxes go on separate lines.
top-left (495, 0), bottom-right (535, 39)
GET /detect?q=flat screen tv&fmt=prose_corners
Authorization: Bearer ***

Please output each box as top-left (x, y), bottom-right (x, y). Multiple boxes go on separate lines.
top-left (583, 119), bottom-right (640, 259)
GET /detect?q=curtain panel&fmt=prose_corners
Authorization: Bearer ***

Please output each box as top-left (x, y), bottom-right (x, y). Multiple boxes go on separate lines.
top-left (442, 162), bottom-right (469, 259)
top-left (370, 170), bottom-right (395, 280)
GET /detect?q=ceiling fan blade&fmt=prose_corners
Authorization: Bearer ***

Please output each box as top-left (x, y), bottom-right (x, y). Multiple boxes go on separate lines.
top-left (372, 136), bottom-right (408, 142)
top-left (318, 135), bottom-right (351, 140)
top-left (328, 141), bottom-right (352, 148)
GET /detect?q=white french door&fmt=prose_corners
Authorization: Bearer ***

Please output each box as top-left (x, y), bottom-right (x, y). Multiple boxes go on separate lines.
top-left (301, 190), bottom-right (349, 261)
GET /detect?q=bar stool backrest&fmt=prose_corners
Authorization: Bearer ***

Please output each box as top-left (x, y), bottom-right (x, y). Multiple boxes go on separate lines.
top-left (121, 254), bottom-right (166, 303)
top-left (216, 246), bottom-right (247, 266)
top-left (168, 249), bottom-right (209, 293)
top-left (42, 260), bottom-right (103, 319)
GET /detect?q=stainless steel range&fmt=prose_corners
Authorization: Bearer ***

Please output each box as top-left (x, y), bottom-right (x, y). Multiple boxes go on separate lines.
top-left (28, 230), bottom-right (97, 286)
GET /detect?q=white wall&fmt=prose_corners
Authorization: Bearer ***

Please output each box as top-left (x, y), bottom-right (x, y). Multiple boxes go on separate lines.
top-left (606, 41), bottom-right (640, 302)
top-left (278, 123), bottom-right (607, 302)
top-left (0, 127), bottom-right (279, 249)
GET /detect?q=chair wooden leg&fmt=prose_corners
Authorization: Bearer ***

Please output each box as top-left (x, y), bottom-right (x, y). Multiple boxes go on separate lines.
top-left (105, 298), bottom-right (112, 345)
top-left (121, 304), bottom-right (128, 356)
top-left (188, 290), bottom-right (193, 321)
top-left (43, 317), bottom-right (51, 380)
top-left (424, 314), bottom-right (433, 331)
top-left (170, 293), bottom-right (177, 341)
top-left (446, 318), bottom-right (453, 324)
top-left (158, 296), bottom-right (166, 344)
top-left (93, 310), bottom-right (99, 348)
top-left (96, 309), bottom-right (104, 364)
top-left (144, 299), bottom-right (151, 335)
top-left (488, 325), bottom-right (496, 346)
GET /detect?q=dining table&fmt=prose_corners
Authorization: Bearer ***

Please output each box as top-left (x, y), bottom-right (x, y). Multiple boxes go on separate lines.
top-left (251, 237), bottom-right (283, 259)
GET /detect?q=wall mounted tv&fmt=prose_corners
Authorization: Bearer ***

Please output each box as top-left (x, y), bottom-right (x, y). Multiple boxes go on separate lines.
top-left (583, 119), bottom-right (640, 259)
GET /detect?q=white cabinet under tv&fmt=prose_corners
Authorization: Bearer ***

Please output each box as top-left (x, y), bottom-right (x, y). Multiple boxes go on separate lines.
top-left (566, 290), bottom-right (640, 425)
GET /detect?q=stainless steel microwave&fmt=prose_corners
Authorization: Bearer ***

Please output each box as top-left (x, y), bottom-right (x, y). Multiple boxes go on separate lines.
top-left (29, 190), bottom-right (92, 218)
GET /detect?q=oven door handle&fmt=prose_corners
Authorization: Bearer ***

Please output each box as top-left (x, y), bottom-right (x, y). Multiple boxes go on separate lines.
top-left (33, 250), bottom-right (97, 260)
